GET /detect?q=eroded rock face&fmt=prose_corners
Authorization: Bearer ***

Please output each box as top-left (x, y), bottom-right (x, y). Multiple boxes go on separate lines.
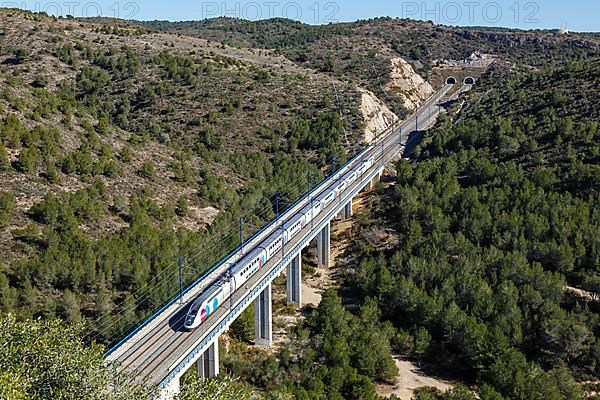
top-left (359, 88), bottom-right (398, 144)
top-left (386, 57), bottom-right (434, 110)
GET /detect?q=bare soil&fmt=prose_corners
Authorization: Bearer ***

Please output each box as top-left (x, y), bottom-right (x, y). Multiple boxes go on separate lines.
top-left (376, 358), bottom-right (453, 400)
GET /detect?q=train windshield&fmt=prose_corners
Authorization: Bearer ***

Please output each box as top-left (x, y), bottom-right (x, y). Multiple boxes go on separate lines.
top-left (190, 299), bottom-right (203, 313)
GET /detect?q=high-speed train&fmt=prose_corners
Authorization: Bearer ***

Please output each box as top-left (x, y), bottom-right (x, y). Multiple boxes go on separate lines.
top-left (184, 156), bottom-right (376, 329)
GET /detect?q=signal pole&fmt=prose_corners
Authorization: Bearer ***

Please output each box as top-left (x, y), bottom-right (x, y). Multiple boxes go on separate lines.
top-left (239, 216), bottom-right (244, 255)
top-left (177, 256), bottom-right (184, 304)
top-left (275, 192), bottom-right (280, 222)
top-left (415, 105), bottom-right (419, 132)
top-left (399, 126), bottom-right (402, 147)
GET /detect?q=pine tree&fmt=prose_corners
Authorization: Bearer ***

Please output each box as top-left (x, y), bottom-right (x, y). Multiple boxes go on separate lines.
top-left (0, 192), bottom-right (15, 228)
top-left (0, 143), bottom-right (9, 170)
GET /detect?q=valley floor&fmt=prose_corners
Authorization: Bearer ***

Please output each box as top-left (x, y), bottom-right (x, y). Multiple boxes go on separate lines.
top-left (269, 187), bottom-right (460, 398)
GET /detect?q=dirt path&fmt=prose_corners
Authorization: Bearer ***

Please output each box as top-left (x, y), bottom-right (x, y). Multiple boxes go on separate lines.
top-left (565, 286), bottom-right (598, 302)
top-left (377, 358), bottom-right (453, 399)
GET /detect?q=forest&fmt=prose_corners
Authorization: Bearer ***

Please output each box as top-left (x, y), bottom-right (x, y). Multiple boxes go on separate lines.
top-left (216, 60), bottom-right (600, 399)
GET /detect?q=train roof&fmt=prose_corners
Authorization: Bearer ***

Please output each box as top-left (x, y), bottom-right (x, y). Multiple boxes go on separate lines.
top-left (283, 210), bottom-right (306, 229)
top-left (192, 283), bottom-right (223, 306)
top-left (261, 229), bottom-right (283, 247)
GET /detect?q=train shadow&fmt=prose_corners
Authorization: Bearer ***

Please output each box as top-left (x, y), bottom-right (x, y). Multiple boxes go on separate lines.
top-left (168, 304), bottom-right (190, 332)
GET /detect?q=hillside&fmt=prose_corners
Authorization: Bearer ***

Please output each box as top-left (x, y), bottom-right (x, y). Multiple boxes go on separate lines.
top-left (140, 17), bottom-right (600, 70)
top-left (1, 8), bottom-right (464, 347)
top-left (140, 17), bottom-right (600, 112)
top-left (0, 9), bottom-right (373, 344)
top-left (310, 60), bottom-right (598, 398)
top-left (0, 6), bottom-right (598, 400)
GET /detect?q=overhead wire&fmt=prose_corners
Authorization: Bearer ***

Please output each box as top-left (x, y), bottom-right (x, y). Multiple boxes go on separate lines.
top-left (92, 157), bottom-right (345, 343)
top-left (118, 139), bottom-right (394, 378)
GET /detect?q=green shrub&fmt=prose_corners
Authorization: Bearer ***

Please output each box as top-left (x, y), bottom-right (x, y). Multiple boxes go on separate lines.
top-left (119, 146), bottom-right (133, 163)
top-left (60, 150), bottom-right (93, 176)
top-left (0, 192), bottom-right (16, 227)
top-left (1, 114), bottom-right (27, 148)
top-left (138, 160), bottom-right (156, 180)
top-left (0, 143), bottom-right (9, 170)
top-left (15, 147), bottom-right (40, 174)
top-left (176, 196), bottom-right (189, 217)
top-left (44, 162), bottom-right (60, 184)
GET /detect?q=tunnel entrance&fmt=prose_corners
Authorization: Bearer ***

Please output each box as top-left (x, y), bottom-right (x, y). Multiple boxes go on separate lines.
top-left (464, 77), bottom-right (475, 85)
top-left (445, 76), bottom-right (457, 85)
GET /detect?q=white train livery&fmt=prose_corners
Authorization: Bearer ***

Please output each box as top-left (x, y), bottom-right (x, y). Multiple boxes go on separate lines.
top-left (184, 156), bottom-right (376, 329)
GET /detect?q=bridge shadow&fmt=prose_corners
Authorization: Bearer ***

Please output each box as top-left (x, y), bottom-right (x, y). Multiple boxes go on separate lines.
top-left (438, 98), bottom-right (457, 108)
top-left (402, 97), bottom-right (463, 158)
top-left (168, 304), bottom-right (191, 332)
top-left (402, 130), bottom-right (425, 158)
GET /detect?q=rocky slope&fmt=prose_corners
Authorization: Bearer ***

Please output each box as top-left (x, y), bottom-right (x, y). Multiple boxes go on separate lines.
top-left (386, 57), bottom-right (434, 110)
top-left (359, 88), bottom-right (398, 143)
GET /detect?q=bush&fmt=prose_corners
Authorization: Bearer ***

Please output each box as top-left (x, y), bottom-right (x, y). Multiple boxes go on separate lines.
top-left (0, 192), bottom-right (16, 228)
top-left (229, 307), bottom-right (254, 342)
top-left (1, 114), bottom-right (26, 148)
top-left (13, 48), bottom-right (30, 63)
top-left (0, 143), bottom-right (9, 170)
top-left (120, 146), bottom-right (133, 163)
top-left (196, 128), bottom-right (222, 152)
top-left (0, 315), bottom-right (152, 399)
top-left (60, 150), bottom-right (93, 176)
top-left (14, 147), bottom-right (40, 174)
top-left (176, 196), bottom-right (189, 217)
top-left (43, 162), bottom-right (60, 184)
top-left (101, 159), bottom-right (121, 178)
top-left (138, 160), bottom-right (156, 180)
top-left (55, 290), bottom-right (81, 323)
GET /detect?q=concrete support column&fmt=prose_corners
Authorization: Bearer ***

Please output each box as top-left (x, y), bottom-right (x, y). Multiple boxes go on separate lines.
top-left (316, 222), bottom-right (330, 269)
top-left (370, 171), bottom-right (382, 189)
top-left (254, 283), bottom-right (272, 346)
top-left (196, 340), bottom-right (219, 379)
top-left (286, 253), bottom-right (302, 308)
top-left (337, 198), bottom-right (353, 220)
top-left (344, 199), bottom-right (353, 219)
